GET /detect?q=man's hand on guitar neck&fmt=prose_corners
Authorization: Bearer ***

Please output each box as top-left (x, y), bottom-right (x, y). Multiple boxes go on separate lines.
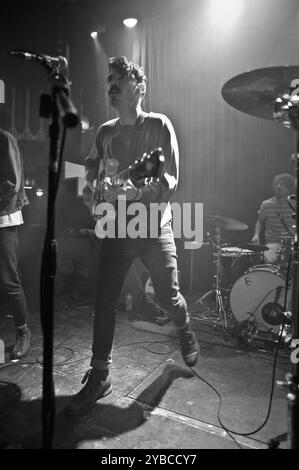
top-left (102, 177), bottom-right (142, 202)
top-left (82, 181), bottom-right (94, 210)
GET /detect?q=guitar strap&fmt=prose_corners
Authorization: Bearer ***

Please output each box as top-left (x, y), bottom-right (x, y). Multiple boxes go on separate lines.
top-left (127, 111), bottom-right (149, 165)
top-left (114, 113), bottom-right (149, 222)
top-left (98, 111), bottom-right (149, 182)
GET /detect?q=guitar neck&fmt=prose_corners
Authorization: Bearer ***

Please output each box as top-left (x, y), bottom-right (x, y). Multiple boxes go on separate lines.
top-left (99, 148), bottom-right (163, 188)
top-left (110, 167), bottom-right (131, 185)
top-left (93, 148), bottom-right (164, 219)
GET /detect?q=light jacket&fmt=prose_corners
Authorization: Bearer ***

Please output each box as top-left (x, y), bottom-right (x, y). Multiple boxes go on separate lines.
top-left (0, 129), bottom-right (29, 216)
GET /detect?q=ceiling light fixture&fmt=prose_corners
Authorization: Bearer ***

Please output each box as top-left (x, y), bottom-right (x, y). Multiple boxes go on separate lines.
top-left (123, 18), bottom-right (138, 28)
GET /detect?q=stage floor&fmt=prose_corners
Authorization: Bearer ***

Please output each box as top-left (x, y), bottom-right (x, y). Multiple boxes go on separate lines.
top-left (0, 295), bottom-right (291, 450)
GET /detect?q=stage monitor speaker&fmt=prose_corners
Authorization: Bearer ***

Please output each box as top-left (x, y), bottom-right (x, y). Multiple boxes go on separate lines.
top-left (176, 239), bottom-right (213, 294)
top-left (55, 234), bottom-right (148, 306)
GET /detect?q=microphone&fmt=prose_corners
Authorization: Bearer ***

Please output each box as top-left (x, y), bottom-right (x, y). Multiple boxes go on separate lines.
top-left (10, 50), bottom-right (68, 71)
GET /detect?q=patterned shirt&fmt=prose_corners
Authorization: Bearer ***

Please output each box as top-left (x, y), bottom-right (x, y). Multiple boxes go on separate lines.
top-left (258, 196), bottom-right (295, 243)
top-left (85, 111), bottom-right (179, 227)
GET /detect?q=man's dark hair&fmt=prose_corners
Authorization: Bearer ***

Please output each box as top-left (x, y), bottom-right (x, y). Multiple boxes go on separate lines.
top-left (108, 56), bottom-right (147, 85)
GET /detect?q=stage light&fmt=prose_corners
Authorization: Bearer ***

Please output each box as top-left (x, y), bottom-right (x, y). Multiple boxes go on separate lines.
top-left (81, 116), bottom-right (90, 131)
top-left (91, 26), bottom-right (105, 39)
top-left (123, 18), bottom-right (138, 28)
top-left (24, 177), bottom-right (35, 189)
top-left (208, 0), bottom-right (243, 28)
top-left (35, 188), bottom-right (44, 197)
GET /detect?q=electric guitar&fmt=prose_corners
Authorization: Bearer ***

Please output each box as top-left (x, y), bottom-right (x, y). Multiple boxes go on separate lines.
top-left (91, 148), bottom-right (165, 235)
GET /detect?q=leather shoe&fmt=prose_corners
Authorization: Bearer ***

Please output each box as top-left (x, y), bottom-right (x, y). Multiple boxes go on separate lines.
top-left (10, 326), bottom-right (31, 360)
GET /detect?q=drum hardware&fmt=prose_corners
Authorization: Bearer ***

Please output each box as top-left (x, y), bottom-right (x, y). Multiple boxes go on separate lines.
top-left (133, 272), bottom-right (171, 326)
top-left (204, 214), bottom-right (248, 231)
top-left (246, 263), bottom-right (280, 273)
top-left (230, 318), bottom-right (281, 351)
top-left (220, 246), bottom-right (254, 258)
top-left (230, 309), bottom-right (293, 351)
top-left (195, 215), bottom-right (250, 331)
top-left (222, 65), bottom-right (299, 448)
top-left (195, 223), bottom-right (239, 331)
top-left (279, 311), bottom-right (293, 345)
top-left (263, 238), bottom-right (294, 269)
top-left (229, 264), bottom-right (292, 335)
top-left (221, 65), bottom-right (299, 123)
top-left (264, 242), bottom-right (282, 264)
top-left (238, 243), bottom-right (269, 253)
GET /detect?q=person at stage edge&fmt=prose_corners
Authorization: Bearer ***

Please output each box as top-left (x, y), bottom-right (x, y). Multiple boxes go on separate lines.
top-left (0, 79), bottom-right (31, 360)
top-left (65, 56), bottom-right (200, 416)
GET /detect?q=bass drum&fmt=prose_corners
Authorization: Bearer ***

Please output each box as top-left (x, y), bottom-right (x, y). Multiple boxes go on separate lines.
top-left (229, 264), bottom-right (292, 334)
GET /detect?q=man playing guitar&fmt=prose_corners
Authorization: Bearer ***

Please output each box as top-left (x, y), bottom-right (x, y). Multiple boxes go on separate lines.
top-left (65, 56), bottom-right (199, 416)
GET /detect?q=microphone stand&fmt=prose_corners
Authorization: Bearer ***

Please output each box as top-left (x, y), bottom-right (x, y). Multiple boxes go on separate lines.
top-left (268, 93), bottom-right (299, 448)
top-left (286, 129), bottom-right (299, 449)
top-left (276, 105), bottom-right (299, 449)
top-left (38, 64), bottom-right (79, 449)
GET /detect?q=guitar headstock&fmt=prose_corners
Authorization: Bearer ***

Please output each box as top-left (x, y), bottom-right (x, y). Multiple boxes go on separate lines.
top-left (129, 147), bottom-right (165, 181)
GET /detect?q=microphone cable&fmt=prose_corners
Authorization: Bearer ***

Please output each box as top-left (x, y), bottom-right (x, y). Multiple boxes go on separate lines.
top-left (191, 255), bottom-right (292, 448)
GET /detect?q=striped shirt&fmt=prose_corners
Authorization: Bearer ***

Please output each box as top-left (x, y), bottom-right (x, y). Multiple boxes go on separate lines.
top-left (258, 196), bottom-right (295, 243)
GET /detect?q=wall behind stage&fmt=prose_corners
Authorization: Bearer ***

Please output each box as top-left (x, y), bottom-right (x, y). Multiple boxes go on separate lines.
top-left (2, 0), bottom-right (299, 295)
top-left (94, 0), bottom-right (299, 290)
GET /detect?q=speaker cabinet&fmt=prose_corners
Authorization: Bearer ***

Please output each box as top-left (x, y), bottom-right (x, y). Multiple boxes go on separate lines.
top-left (176, 239), bottom-right (213, 294)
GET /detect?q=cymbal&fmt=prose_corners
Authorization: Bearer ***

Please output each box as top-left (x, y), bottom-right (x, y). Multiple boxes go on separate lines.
top-left (238, 243), bottom-right (269, 252)
top-left (222, 66), bottom-right (299, 121)
top-left (204, 215), bottom-right (248, 231)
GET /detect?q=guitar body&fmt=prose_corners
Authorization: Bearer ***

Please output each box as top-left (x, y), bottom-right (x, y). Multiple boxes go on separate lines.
top-left (91, 148), bottom-right (165, 234)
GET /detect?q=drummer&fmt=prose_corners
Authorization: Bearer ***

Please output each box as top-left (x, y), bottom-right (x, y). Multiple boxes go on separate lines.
top-left (251, 173), bottom-right (295, 265)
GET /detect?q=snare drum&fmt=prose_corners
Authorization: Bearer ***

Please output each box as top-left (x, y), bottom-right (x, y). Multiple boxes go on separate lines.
top-left (264, 243), bottom-right (281, 264)
top-left (264, 239), bottom-right (293, 266)
top-left (220, 247), bottom-right (257, 287)
top-left (221, 247), bottom-right (253, 257)
top-left (229, 264), bottom-right (292, 333)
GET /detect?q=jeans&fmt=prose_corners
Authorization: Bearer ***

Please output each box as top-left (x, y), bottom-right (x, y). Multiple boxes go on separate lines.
top-left (0, 226), bottom-right (28, 327)
top-left (91, 222), bottom-right (189, 370)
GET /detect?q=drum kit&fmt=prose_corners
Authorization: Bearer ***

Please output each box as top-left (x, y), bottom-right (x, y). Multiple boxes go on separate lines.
top-left (196, 214), bottom-right (292, 347)
top-left (195, 65), bottom-right (299, 449)
top-left (194, 65), bottom-right (299, 352)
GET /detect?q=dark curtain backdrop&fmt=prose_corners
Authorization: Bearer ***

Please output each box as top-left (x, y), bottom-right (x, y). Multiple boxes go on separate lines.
top-left (1, 0), bottom-right (299, 291)
top-left (1, 0), bottom-right (298, 238)
top-left (100, 0), bottom-right (299, 246)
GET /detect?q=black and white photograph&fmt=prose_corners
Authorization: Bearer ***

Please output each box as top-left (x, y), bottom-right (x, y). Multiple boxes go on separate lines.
top-left (0, 0), bottom-right (298, 451)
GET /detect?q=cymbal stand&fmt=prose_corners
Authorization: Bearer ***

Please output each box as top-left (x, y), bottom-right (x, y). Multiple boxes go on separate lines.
top-left (213, 225), bottom-right (228, 330)
top-left (272, 98), bottom-right (299, 448)
top-left (196, 225), bottom-right (228, 331)
top-left (285, 129), bottom-right (299, 449)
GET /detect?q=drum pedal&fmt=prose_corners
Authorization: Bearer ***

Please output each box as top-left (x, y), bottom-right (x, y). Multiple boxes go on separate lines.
top-left (231, 320), bottom-right (280, 350)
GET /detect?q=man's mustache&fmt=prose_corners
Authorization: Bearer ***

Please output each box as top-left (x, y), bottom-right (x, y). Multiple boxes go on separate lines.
top-left (109, 86), bottom-right (120, 95)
